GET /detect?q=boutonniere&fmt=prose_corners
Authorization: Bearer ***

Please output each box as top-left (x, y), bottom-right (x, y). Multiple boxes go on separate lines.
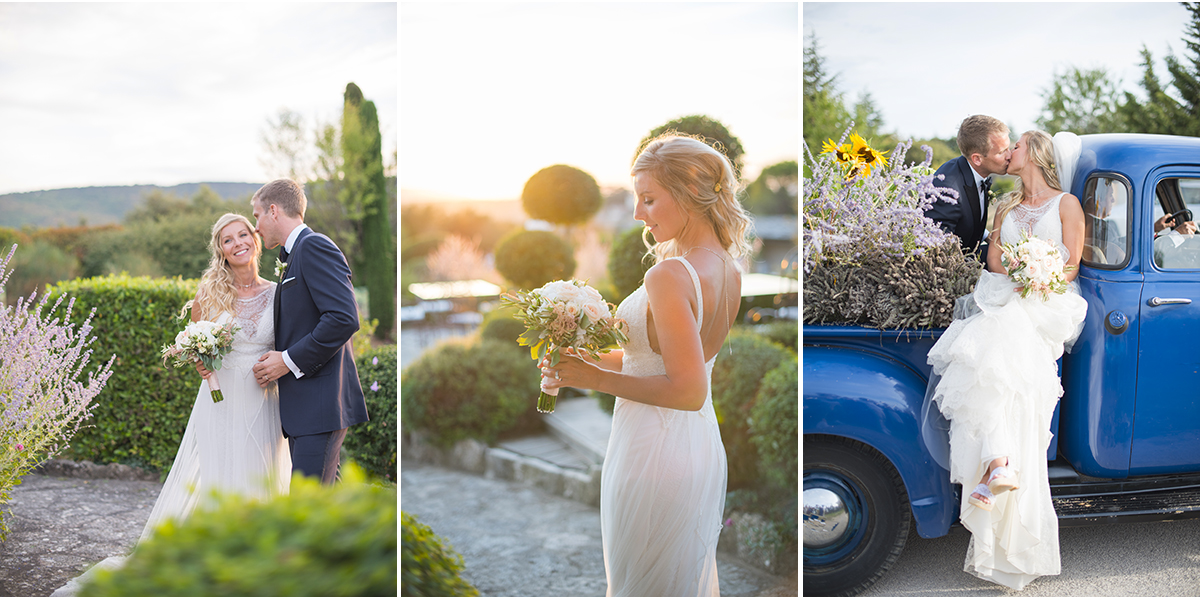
top-left (274, 258), bottom-right (288, 280)
top-left (986, 188), bottom-right (998, 204)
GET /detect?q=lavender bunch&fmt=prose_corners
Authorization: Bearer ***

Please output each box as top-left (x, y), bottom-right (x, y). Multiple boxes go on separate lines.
top-left (803, 126), bottom-right (961, 273)
top-left (0, 244), bottom-right (115, 540)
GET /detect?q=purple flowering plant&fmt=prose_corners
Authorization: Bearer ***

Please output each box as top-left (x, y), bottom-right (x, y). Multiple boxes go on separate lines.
top-left (0, 245), bottom-right (115, 540)
top-left (803, 125), bottom-right (961, 273)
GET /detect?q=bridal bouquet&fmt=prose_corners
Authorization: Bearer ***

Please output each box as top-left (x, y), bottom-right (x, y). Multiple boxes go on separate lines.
top-left (500, 280), bottom-right (628, 413)
top-left (161, 320), bottom-right (239, 402)
top-left (1000, 231), bottom-right (1075, 300)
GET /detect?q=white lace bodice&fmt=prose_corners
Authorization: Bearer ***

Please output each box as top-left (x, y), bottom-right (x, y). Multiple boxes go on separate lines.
top-left (215, 283), bottom-right (276, 373)
top-left (1003, 193), bottom-right (1069, 261)
top-left (614, 257), bottom-right (718, 426)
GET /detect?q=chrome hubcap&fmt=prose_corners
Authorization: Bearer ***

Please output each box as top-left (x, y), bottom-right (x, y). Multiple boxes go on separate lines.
top-left (803, 486), bottom-right (849, 548)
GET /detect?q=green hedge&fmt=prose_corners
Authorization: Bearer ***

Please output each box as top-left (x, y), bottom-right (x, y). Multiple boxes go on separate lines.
top-left (402, 511), bottom-right (479, 596)
top-left (401, 338), bottom-right (541, 448)
top-left (711, 330), bottom-right (793, 490)
top-left (79, 464), bottom-right (396, 596)
top-left (479, 305), bottom-right (527, 349)
top-left (493, 229), bottom-right (575, 291)
top-left (345, 345), bottom-right (398, 482)
top-left (749, 358), bottom-right (798, 492)
top-left (46, 275), bottom-right (199, 473)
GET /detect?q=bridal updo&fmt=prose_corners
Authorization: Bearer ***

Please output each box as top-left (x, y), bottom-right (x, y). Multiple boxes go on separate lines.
top-left (181, 213), bottom-right (263, 321)
top-left (631, 133), bottom-right (754, 265)
top-left (995, 130), bottom-right (1061, 228)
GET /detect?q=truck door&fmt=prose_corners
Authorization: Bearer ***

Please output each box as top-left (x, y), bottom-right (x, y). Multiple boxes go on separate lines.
top-left (1134, 170), bottom-right (1200, 475)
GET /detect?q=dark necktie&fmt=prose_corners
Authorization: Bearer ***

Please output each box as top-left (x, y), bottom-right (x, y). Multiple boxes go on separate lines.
top-left (278, 247), bottom-right (289, 264)
top-left (979, 177), bottom-right (993, 226)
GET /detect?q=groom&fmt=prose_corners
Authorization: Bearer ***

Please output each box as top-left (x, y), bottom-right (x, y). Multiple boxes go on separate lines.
top-left (250, 178), bottom-right (369, 485)
top-left (924, 115), bottom-right (1012, 261)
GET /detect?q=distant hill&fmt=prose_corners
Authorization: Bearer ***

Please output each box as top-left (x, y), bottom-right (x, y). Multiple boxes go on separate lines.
top-left (0, 182), bottom-right (264, 228)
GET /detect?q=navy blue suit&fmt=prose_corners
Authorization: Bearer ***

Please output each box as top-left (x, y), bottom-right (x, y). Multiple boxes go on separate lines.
top-left (273, 227), bottom-right (369, 475)
top-left (924, 156), bottom-right (989, 260)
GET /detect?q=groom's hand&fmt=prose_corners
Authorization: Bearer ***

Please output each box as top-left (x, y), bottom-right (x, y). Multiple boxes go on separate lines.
top-left (253, 351), bottom-right (290, 388)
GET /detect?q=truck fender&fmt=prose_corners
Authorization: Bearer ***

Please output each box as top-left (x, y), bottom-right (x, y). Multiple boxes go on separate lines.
top-left (804, 344), bottom-right (956, 538)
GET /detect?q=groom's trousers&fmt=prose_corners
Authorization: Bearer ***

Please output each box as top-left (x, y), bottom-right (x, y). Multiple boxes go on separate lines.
top-left (288, 428), bottom-right (347, 485)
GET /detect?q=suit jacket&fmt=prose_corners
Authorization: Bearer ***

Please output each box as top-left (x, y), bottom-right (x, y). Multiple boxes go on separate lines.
top-left (924, 155), bottom-right (989, 259)
top-left (274, 227), bottom-right (369, 437)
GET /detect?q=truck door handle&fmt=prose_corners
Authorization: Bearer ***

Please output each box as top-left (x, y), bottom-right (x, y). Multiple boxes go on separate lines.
top-left (1148, 297), bottom-right (1193, 306)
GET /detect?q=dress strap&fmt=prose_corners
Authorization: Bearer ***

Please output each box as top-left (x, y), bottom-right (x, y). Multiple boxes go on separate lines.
top-left (667, 256), bottom-right (704, 326)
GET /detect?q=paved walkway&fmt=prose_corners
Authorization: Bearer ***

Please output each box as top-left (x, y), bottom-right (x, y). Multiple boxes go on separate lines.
top-left (401, 458), bottom-right (797, 596)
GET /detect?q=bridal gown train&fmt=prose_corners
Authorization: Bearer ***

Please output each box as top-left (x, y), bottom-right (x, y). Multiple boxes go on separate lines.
top-left (927, 193), bottom-right (1087, 590)
top-left (53, 284), bottom-right (291, 596)
top-left (601, 256), bottom-right (727, 597)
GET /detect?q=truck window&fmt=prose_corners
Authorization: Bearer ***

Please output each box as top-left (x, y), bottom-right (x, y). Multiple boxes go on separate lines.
top-left (1082, 176), bottom-right (1129, 267)
top-left (1153, 177), bottom-right (1200, 269)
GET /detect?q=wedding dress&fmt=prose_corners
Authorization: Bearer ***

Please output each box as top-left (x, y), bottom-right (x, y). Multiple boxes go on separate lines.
top-left (926, 193), bottom-right (1088, 590)
top-left (600, 256), bottom-right (727, 597)
top-left (51, 284), bottom-right (291, 597)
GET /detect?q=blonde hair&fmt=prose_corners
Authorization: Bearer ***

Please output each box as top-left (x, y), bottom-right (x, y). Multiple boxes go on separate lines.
top-left (994, 130), bottom-right (1061, 228)
top-left (956, 115), bottom-right (1008, 158)
top-left (180, 213), bottom-right (263, 320)
top-left (252, 178), bottom-right (307, 219)
top-left (631, 133), bottom-right (754, 265)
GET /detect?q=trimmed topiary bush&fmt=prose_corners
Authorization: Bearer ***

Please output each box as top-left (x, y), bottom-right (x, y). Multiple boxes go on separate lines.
top-left (749, 358), bottom-right (798, 492)
top-left (402, 511), bottom-right (479, 597)
top-left (345, 345), bottom-right (397, 482)
top-left (521, 164), bottom-right (603, 226)
top-left (607, 226), bottom-right (654, 302)
top-left (401, 338), bottom-right (541, 448)
top-left (635, 114), bottom-right (746, 175)
top-left (79, 464), bottom-right (396, 596)
top-left (711, 330), bottom-right (793, 490)
top-left (494, 229), bottom-right (575, 291)
top-left (479, 305), bottom-right (527, 350)
top-left (45, 275), bottom-right (199, 474)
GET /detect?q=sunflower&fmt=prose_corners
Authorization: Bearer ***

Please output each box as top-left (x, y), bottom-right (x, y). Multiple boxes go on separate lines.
top-left (822, 138), bottom-right (856, 164)
top-left (849, 133), bottom-right (888, 176)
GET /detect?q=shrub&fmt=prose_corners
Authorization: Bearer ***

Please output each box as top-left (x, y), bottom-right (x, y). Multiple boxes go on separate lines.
top-left (79, 464), bottom-right (396, 596)
top-left (494, 229), bottom-right (575, 291)
top-left (758, 321), bottom-right (798, 353)
top-left (344, 345), bottom-right (397, 482)
top-left (45, 275), bottom-right (199, 474)
top-left (607, 226), bottom-right (654, 302)
top-left (521, 164), bottom-right (603, 226)
top-left (353, 316), bottom-right (379, 359)
top-left (479, 305), bottom-right (527, 349)
top-left (596, 392), bottom-right (616, 415)
top-left (401, 338), bottom-right (540, 448)
top-left (749, 359), bottom-right (798, 492)
top-left (635, 114), bottom-right (746, 175)
top-left (711, 330), bottom-right (792, 489)
top-left (8, 239), bottom-right (79, 300)
top-left (402, 511), bottom-right (479, 597)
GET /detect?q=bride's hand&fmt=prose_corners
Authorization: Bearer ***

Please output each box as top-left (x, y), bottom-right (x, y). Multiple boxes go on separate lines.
top-left (194, 360), bottom-right (212, 378)
top-left (538, 353), bottom-right (599, 392)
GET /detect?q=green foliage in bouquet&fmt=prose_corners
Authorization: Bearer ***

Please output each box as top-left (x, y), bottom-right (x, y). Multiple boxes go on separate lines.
top-left (79, 464), bottom-right (396, 596)
top-left (45, 274), bottom-right (199, 474)
top-left (749, 359), bottom-right (798, 493)
top-left (400, 338), bottom-right (541, 448)
top-left (344, 345), bottom-right (397, 482)
top-left (402, 511), bottom-right (480, 597)
top-left (607, 226), bottom-right (655, 302)
top-left (711, 330), bottom-right (794, 490)
top-left (494, 229), bottom-right (576, 291)
top-left (803, 126), bottom-right (982, 329)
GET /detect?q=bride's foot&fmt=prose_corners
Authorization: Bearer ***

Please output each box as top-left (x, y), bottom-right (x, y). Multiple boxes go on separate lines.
top-left (967, 483), bottom-right (994, 511)
top-left (987, 464), bottom-right (1020, 495)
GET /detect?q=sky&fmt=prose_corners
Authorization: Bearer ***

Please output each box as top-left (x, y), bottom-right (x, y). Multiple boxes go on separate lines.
top-left (0, 2), bottom-right (396, 196)
top-left (804, 2), bottom-right (1192, 142)
top-left (401, 2), bottom-right (799, 202)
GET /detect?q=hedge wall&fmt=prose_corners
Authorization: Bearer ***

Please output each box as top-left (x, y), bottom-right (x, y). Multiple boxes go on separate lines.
top-left (345, 345), bottom-right (398, 482)
top-left (46, 275), bottom-right (199, 473)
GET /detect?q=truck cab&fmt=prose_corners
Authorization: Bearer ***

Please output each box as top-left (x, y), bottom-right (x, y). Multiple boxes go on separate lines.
top-left (803, 134), bottom-right (1200, 595)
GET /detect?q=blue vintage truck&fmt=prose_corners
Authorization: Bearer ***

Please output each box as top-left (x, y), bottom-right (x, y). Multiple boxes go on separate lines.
top-left (803, 133), bottom-right (1200, 595)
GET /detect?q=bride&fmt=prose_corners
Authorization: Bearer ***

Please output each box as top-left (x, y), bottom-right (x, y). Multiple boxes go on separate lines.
top-left (55, 213), bottom-right (291, 595)
top-left (926, 130), bottom-right (1088, 590)
top-left (539, 134), bottom-right (752, 596)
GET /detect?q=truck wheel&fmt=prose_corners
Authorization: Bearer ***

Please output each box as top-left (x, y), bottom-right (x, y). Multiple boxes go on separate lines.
top-left (803, 436), bottom-right (911, 596)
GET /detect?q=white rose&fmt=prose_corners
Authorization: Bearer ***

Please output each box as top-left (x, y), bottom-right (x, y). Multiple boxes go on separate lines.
top-left (583, 302), bottom-right (609, 322)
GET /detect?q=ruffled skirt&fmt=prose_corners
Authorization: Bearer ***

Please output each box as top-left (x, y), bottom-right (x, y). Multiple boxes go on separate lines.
top-left (927, 270), bottom-right (1087, 590)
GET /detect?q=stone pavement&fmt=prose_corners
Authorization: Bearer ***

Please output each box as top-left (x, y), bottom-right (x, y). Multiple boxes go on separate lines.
top-left (401, 457), bottom-right (797, 596)
top-left (0, 465), bottom-right (160, 597)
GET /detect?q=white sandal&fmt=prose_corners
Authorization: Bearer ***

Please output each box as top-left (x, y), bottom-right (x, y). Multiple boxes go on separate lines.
top-left (987, 465), bottom-right (1020, 495)
top-left (967, 483), bottom-right (994, 511)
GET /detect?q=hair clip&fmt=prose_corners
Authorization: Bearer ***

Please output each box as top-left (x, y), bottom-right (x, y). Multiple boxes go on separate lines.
top-left (714, 182), bottom-right (722, 193)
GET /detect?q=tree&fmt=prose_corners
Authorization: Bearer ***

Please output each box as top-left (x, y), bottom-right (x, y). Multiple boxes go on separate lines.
top-left (1036, 67), bottom-right (1126, 134)
top-left (803, 32), bottom-right (851, 156)
top-left (742, 161), bottom-right (798, 215)
top-left (260, 109), bottom-right (312, 181)
top-left (635, 115), bottom-right (746, 176)
top-left (521, 165), bottom-right (603, 226)
top-left (340, 83), bottom-right (396, 337)
top-left (1117, 3), bottom-right (1200, 136)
